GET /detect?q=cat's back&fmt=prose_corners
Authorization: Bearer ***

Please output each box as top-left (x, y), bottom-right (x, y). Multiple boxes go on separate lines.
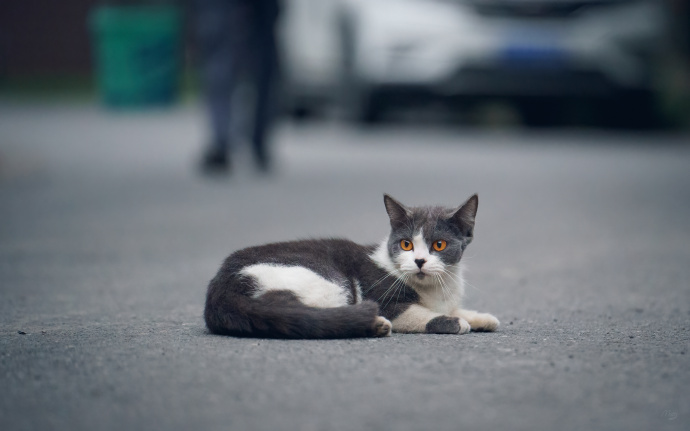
top-left (225, 238), bottom-right (372, 269)
top-left (214, 238), bottom-right (376, 308)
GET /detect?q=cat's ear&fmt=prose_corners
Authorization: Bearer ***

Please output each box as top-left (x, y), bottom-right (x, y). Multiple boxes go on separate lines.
top-left (383, 194), bottom-right (411, 228)
top-left (450, 194), bottom-right (478, 238)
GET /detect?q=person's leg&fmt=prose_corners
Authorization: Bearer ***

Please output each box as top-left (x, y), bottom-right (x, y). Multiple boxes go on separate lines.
top-left (250, 0), bottom-right (281, 171)
top-left (195, 0), bottom-right (248, 170)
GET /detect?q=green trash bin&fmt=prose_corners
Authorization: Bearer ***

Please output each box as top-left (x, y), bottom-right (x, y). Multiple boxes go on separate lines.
top-left (89, 5), bottom-right (182, 107)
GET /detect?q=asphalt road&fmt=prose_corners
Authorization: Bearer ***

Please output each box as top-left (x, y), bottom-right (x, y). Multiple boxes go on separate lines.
top-left (1, 102), bottom-right (689, 431)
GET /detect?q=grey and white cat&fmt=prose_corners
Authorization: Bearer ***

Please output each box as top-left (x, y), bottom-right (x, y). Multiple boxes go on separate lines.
top-left (204, 194), bottom-right (499, 338)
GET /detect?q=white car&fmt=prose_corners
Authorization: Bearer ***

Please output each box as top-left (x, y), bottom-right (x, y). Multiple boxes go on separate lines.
top-left (280, 0), bottom-right (666, 125)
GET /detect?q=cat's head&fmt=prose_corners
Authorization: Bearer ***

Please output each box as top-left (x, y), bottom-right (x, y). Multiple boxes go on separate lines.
top-left (381, 194), bottom-right (477, 287)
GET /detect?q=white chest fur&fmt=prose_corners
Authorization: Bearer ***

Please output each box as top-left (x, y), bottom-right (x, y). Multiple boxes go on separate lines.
top-left (414, 270), bottom-right (465, 314)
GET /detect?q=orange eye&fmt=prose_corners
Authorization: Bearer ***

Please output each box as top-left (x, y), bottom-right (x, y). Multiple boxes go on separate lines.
top-left (400, 240), bottom-right (413, 251)
top-left (433, 240), bottom-right (447, 251)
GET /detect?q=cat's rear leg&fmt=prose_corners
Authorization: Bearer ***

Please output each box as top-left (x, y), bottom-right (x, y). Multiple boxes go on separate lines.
top-left (373, 316), bottom-right (392, 337)
top-left (391, 304), bottom-right (470, 334)
top-left (452, 309), bottom-right (500, 332)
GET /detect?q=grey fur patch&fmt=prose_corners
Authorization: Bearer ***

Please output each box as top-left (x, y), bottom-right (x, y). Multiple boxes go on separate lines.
top-left (425, 315), bottom-right (462, 334)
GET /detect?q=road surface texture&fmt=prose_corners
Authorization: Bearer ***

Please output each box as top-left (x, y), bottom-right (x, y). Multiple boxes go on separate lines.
top-left (1, 102), bottom-right (689, 431)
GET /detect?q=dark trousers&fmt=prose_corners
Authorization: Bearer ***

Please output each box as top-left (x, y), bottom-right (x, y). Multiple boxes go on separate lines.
top-left (195, 0), bottom-right (280, 161)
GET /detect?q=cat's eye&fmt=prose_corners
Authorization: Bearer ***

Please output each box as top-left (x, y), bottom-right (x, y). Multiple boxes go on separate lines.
top-left (433, 240), bottom-right (447, 251)
top-left (400, 240), bottom-right (413, 251)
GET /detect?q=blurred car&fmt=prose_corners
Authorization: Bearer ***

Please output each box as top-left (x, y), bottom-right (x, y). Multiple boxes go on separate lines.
top-left (279, 0), bottom-right (343, 118)
top-left (280, 0), bottom-right (666, 125)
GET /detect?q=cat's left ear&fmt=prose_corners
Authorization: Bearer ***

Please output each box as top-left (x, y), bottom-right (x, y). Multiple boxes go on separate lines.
top-left (450, 194), bottom-right (478, 238)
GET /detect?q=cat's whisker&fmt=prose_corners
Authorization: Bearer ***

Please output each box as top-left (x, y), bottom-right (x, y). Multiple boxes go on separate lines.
top-left (381, 274), bottom-right (410, 311)
top-left (435, 268), bottom-right (457, 286)
top-left (439, 267), bottom-right (466, 287)
top-left (433, 274), bottom-right (449, 308)
top-left (397, 277), bottom-right (408, 312)
top-left (370, 272), bottom-right (393, 288)
top-left (436, 273), bottom-right (453, 309)
top-left (391, 273), bottom-right (408, 311)
top-left (440, 271), bottom-right (462, 308)
top-left (396, 274), bottom-right (410, 302)
top-left (439, 273), bottom-right (463, 290)
top-left (462, 279), bottom-right (483, 294)
top-left (366, 276), bottom-right (386, 291)
top-left (376, 274), bottom-right (406, 304)
top-left (440, 267), bottom-right (483, 294)
top-left (364, 272), bottom-right (395, 294)
top-left (438, 266), bottom-right (471, 288)
top-left (382, 278), bottom-right (404, 311)
top-left (433, 275), bottom-right (444, 305)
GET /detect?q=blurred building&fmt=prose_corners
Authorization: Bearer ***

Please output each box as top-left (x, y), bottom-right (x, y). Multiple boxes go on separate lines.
top-left (0, 0), bottom-right (687, 126)
top-left (0, 0), bottom-right (96, 77)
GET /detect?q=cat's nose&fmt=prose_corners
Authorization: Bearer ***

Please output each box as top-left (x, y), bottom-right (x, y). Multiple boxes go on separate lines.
top-left (414, 259), bottom-right (426, 269)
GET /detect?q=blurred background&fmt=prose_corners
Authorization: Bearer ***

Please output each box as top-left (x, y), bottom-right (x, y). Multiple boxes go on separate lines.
top-left (2, 2), bottom-right (690, 430)
top-left (0, 0), bottom-right (688, 128)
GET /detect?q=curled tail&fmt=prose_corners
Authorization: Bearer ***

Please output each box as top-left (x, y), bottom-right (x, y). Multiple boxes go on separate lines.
top-left (205, 288), bottom-right (390, 339)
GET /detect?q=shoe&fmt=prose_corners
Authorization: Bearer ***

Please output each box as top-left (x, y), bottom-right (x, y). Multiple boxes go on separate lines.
top-left (200, 146), bottom-right (230, 174)
top-left (253, 146), bottom-right (271, 173)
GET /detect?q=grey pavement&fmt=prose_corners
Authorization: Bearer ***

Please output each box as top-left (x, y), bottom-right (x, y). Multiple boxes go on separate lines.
top-left (1, 102), bottom-right (689, 431)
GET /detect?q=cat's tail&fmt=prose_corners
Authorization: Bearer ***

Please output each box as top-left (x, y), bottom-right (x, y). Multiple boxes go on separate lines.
top-left (204, 289), bottom-right (390, 339)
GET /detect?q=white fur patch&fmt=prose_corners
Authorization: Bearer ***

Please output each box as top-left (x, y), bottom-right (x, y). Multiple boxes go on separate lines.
top-left (371, 237), bottom-right (397, 274)
top-left (241, 264), bottom-right (349, 308)
top-left (411, 231), bottom-right (429, 262)
top-left (452, 309), bottom-right (500, 331)
top-left (391, 304), bottom-right (442, 333)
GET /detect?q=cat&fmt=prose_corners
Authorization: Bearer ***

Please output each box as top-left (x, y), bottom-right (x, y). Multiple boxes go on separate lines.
top-left (204, 194), bottom-right (499, 338)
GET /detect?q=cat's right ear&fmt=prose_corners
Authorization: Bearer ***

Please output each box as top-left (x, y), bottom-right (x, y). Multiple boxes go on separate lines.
top-left (383, 194), bottom-right (411, 228)
top-left (449, 194), bottom-right (478, 238)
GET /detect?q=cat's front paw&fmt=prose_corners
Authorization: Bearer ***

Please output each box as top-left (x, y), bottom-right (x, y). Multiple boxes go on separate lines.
top-left (469, 313), bottom-right (500, 332)
top-left (425, 316), bottom-right (470, 335)
top-left (373, 316), bottom-right (392, 337)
